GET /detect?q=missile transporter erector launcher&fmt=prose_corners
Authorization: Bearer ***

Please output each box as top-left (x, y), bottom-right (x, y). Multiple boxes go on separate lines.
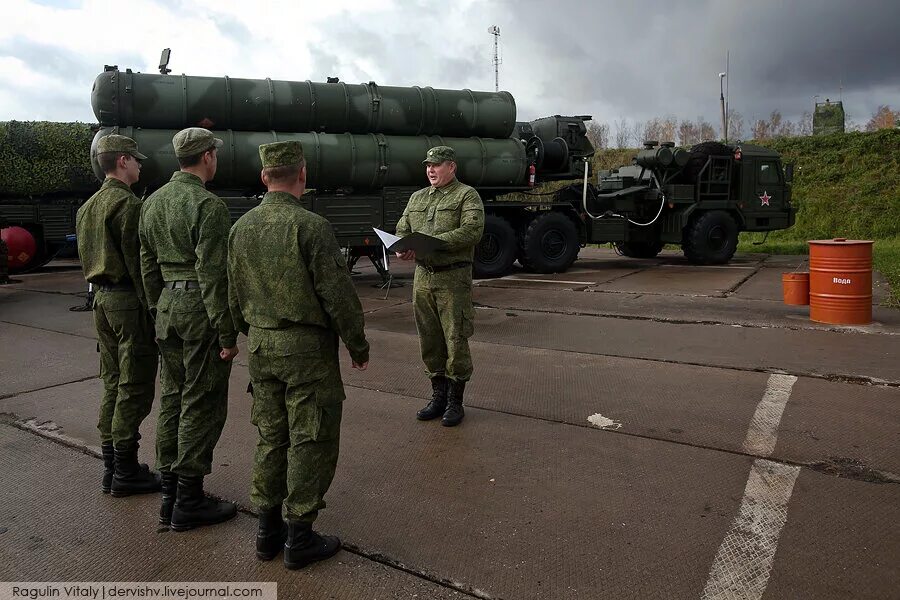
top-left (2, 53), bottom-right (791, 277)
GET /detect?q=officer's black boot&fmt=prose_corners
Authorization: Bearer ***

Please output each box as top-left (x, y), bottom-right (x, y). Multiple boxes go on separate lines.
top-left (101, 442), bottom-right (115, 494)
top-left (416, 376), bottom-right (448, 421)
top-left (110, 447), bottom-right (162, 497)
top-left (256, 505), bottom-right (287, 561)
top-left (441, 380), bottom-right (466, 427)
top-left (283, 521), bottom-right (341, 570)
top-left (158, 471), bottom-right (178, 526)
top-left (170, 475), bottom-right (237, 532)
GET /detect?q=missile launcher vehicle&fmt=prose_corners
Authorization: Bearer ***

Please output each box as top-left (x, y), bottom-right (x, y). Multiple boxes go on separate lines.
top-left (1, 52), bottom-right (795, 276)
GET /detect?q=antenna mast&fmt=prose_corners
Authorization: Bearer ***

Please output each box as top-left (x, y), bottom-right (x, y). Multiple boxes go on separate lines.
top-left (488, 25), bottom-right (501, 92)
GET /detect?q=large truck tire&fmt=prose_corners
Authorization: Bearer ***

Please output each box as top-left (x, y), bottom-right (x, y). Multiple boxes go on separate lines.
top-left (682, 210), bottom-right (738, 265)
top-left (615, 241), bottom-right (664, 259)
top-left (474, 215), bottom-right (517, 279)
top-left (520, 212), bottom-right (580, 274)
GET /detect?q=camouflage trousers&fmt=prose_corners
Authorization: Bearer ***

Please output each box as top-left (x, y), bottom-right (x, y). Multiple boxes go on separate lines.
top-left (154, 288), bottom-right (232, 477)
top-left (0, 238), bottom-right (8, 283)
top-left (412, 266), bottom-right (475, 382)
top-left (93, 289), bottom-right (158, 449)
top-left (248, 326), bottom-right (345, 524)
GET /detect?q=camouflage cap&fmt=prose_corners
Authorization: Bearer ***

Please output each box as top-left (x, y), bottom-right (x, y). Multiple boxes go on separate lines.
top-left (95, 134), bottom-right (147, 160)
top-left (423, 145), bottom-right (456, 164)
top-left (172, 127), bottom-right (223, 158)
top-left (259, 141), bottom-right (304, 169)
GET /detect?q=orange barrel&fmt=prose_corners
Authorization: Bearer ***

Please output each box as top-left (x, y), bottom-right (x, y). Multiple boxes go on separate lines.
top-left (782, 272), bottom-right (810, 305)
top-left (808, 238), bottom-right (873, 325)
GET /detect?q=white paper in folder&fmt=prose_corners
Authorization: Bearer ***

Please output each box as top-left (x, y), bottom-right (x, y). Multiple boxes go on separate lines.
top-left (372, 227), bottom-right (446, 256)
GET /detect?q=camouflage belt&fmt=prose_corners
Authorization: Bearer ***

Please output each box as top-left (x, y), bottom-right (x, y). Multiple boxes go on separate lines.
top-left (418, 262), bottom-right (471, 274)
top-left (165, 280), bottom-right (201, 290)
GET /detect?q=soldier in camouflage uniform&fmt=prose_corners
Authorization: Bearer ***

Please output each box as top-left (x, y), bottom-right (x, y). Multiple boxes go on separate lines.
top-left (395, 146), bottom-right (484, 427)
top-left (139, 127), bottom-right (238, 531)
top-left (75, 134), bottom-right (160, 497)
top-left (228, 140), bottom-right (369, 569)
top-left (0, 215), bottom-right (9, 284)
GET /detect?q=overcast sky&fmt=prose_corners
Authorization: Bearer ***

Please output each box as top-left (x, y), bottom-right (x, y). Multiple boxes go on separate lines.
top-left (2, 0), bottom-right (899, 135)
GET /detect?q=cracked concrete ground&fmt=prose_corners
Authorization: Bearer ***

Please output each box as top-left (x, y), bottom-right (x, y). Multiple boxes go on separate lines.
top-left (0, 248), bottom-right (897, 599)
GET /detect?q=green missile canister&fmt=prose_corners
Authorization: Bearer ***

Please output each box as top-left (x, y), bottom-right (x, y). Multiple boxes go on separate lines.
top-left (91, 67), bottom-right (517, 139)
top-left (91, 127), bottom-right (528, 191)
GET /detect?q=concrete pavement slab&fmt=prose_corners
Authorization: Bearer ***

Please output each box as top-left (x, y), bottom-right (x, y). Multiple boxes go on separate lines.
top-left (3, 268), bottom-right (88, 295)
top-left (0, 423), bottom-right (466, 599)
top-left (592, 264), bottom-right (757, 297)
top-left (763, 468), bottom-right (900, 600)
top-left (472, 286), bottom-right (900, 333)
top-left (775, 378), bottom-right (900, 477)
top-left (0, 322), bottom-right (97, 397)
top-left (365, 304), bottom-right (900, 384)
top-left (0, 289), bottom-right (96, 339)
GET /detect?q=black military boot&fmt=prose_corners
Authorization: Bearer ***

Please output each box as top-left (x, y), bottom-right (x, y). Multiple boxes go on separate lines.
top-left (170, 475), bottom-right (237, 532)
top-left (416, 376), bottom-right (448, 421)
top-left (283, 522), bottom-right (341, 570)
top-left (441, 380), bottom-right (466, 427)
top-left (101, 442), bottom-right (115, 494)
top-left (256, 505), bottom-right (287, 561)
top-left (110, 447), bottom-right (162, 497)
top-left (158, 471), bottom-right (178, 526)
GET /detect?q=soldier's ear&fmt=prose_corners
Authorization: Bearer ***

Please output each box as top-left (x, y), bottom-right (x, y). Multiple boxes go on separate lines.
top-left (260, 169), bottom-right (269, 187)
top-left (299, 165), bottom-right (307, 186)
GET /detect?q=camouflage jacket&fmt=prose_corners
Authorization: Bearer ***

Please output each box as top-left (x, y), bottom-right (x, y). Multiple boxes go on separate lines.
top-left (75, 177), bottom-right (147, 306)
top-left (139, 171), bottom-right (236, 347)
top-left (227, 191), bottom-right (369, 365)
top-left (395, 178), bottom-right (484, 268)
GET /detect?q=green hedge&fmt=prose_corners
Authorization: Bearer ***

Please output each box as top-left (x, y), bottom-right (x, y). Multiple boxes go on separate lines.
top-left (0, 121), bottom-right (98, 197)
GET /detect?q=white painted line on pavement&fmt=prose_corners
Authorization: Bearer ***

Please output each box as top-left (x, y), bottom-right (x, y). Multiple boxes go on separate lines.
top-left (743, 374), bottom-right (798, 456)
top-left (701, 373), bottom-right (801, 600)
top-left (701, 459), bottom-right (801, 600)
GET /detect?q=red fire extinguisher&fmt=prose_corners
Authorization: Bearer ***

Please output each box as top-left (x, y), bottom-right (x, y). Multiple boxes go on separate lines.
top-left (528, 164), bottom-right (536, 187)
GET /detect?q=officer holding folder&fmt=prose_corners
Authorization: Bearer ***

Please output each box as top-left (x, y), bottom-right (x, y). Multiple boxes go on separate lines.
top-left (394, 146), bottom-right (485, 427)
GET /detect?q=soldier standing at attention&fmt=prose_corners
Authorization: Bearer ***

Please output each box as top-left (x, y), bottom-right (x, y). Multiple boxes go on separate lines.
top-left (76, 134), bottom-right (160, 497)
top-left (395, 146), bottom-right (484, 427)
top-left (139, 127), bottom-right (238, 531)
top-left (228, 140), bottom-right (370, 569)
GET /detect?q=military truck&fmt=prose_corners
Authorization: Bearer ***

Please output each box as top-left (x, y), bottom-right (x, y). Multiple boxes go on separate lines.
top-left (2, 58), bottom-right (795, 277)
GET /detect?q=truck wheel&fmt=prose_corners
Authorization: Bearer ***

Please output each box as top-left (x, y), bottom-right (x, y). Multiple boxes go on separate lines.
top-left (682, 211), bottom-right (738, 264)
top-left (615, 241), bottom-right (664, 258)
top-left (474, 215), bottom-right (517, 278)
top-left (521, 212), bottom-right (579, 273)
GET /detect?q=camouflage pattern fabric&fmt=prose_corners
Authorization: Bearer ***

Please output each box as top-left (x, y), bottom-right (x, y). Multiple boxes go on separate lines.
top-left (248, 334), bottom-right (344, 523)
top-left (75, 178), bottom-right (157, 449)
top-left (395, 178), bottom-right (484, 269)
top-left (154, 288), bottom-right (232, 477)
top-left (0, 214), bottom-right (8, 283)
top-left (0, 238), bottom-right (8, 283)
top-left (228, 190), bottom-right (369, 522)
top-left (412, 268), bottom-right (475, 381)
top-left (139, 171), bottom-right (235, 347)
top-left (93, 289), bottom-right (158, 449)
top-left (76, 177), bottom-right (147, 304)
top-left (259, 141), bottom-right (304, 168)
top-left (396, 178), bottom-right (484, 382)
top-left (139, 171), bottom-right (236, 476)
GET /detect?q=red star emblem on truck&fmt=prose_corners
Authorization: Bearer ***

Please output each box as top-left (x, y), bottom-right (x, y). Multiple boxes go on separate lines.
top-left (759, 191), bottom-right (771, 206)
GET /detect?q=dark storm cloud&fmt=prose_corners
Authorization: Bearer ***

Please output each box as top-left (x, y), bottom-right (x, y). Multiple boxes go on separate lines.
top-left (486, 0), bottom-right (900, 127)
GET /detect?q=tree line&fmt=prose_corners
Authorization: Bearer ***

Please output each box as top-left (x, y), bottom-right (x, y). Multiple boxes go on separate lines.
top-left (586, 105), bottom-right (900, 149)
